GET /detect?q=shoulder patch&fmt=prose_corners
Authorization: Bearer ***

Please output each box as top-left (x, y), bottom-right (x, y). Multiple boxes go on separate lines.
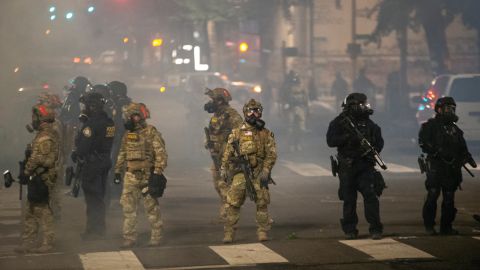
top-left (82, 127), bottom-right (92, 138)
top-left (106, 126), bottom-right (115, 138)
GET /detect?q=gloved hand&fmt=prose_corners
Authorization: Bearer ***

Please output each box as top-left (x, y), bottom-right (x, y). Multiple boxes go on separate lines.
top-left (467, 156), bottom-right (477, 168)
top-left (71, 151), bottom-right (78, 163)
top-left (114, 173), bottom-right (122, 185)
top-left (149, 173), bottom-right (167, 198)
top-left (259, 170), bottom-right (270, 189)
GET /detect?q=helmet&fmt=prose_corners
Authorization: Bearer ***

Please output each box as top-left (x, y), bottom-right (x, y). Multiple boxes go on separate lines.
top-left (72, 76), bottom-right (91, 92)
top-left (435, 96), bottom-right (456, 113)
top-left (91, 84), bottom-right (111, 99)
top-left (37, 92), bottom-right (62, 109)
top-left (205, 88), bottom-right (232, 102)
top-left (108, 81), bottom-right (127, 97)
top-left (80, 92), bottom-right (105, 112)
top-left (123, 102), bottom-right (150, 120)
top-left (343, 93), bottom-right (367, 108)
top-left (243, 98), bottom-right (263, 115)
top-left (32, 104), bottom-right (55, 123)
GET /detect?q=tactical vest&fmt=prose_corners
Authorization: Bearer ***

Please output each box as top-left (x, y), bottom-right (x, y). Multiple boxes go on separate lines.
top-left (125, 125), bottom-right (155, 171)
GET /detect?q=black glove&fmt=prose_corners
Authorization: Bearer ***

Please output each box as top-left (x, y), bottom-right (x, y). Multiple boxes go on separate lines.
top-left (259, 170), bottom-right (270, 189)
top-left (149, 173), bottom-right (167, 198)
top-left (71, 151), bottom-right (78, 163)
top-left (114, 173), bottom-right (122, 185)
top-left (467, 156), bottom-right (477, 168)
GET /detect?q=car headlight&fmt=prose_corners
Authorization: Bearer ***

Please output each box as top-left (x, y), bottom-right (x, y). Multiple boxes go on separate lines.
top-left (253, 85), bottom-right (262, 93)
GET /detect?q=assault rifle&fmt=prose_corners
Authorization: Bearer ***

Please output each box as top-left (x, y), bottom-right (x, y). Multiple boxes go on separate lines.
top-left (231, 140), bottom-right (257, 202)
top-left (341, 115), bottom-right (387, 170)
top-left (65, 157), bottom-right (84, 197)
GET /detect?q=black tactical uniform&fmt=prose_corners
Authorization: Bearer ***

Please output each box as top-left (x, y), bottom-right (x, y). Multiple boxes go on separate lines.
top-left (326, 93), bottom-right (384, 239)
top-left (419, 96), bottom-right (476, 235)
top-left (73, 91), bottom-right (115, 239)
top-left (59, 76), bottom-right (90, 124)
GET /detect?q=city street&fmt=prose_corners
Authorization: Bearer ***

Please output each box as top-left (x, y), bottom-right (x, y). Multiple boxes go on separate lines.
top-left (1, 88), bottom-right (479, 270)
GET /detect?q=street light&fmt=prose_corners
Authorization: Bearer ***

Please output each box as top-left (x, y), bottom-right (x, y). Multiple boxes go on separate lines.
top-left (87, 6), bottom-right (95, 13)
top-left (50, 15), bottom-right (56, 21)
top-left (65, 12), bottom-right (74, 20)
top-left (239, 42), bottom-right (249, 53)
top-left (49, 6), bottom-right (55, 13)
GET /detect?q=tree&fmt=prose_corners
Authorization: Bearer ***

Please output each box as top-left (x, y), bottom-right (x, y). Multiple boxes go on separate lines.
top-left (458, 0), bottom-right (480, 71)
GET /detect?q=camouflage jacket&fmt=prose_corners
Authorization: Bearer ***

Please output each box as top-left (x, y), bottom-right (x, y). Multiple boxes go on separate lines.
top-left (221, 122), bottom-right (277, 175)
top-left (25, 122), bottom-right (60, 181)
top-left (115, 124), bottom-right (168, 175)
top-left (206, 105), bottom-right (243, 155)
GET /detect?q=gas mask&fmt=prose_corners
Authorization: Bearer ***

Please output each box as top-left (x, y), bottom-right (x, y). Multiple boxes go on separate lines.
top-left (124, 114), bottom-right (141, 131)
top-left (245, 108), bottom-right (265, 129)
top-left (31, 115), bottom-right (41, 131)
top-left (204, 100), bottom-right (220, 113)
top-left (439, 105), bottom-right (458, 123)
top-left (349, 102), bottom-right (373, 119)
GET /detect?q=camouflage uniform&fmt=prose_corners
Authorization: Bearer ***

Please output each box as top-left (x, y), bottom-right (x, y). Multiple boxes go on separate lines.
top-left (17, 105), bottom-right (59, 253)
top-left (286, 83), bottom-right (308, 151)
top-left (115, 103), bottom-right (167, 246)
top-left (204, 88), bottom-right (243, 220)
top-left (221, 99), bottom-right (277, 242)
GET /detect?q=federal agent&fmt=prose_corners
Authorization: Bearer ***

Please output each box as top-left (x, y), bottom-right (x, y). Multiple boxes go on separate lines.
top-left (419, 96), bottom-right (476, 235)
top-left (72, 89), bottom-right (115, 239)
top-left (326, 93), bottom-right (384, 240)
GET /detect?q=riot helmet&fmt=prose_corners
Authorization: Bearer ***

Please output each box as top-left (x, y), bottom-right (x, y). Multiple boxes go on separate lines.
top-left (204, 88), bottom-right (232, 113)
top-left (435, 96), bottom-right (457, 122)
top-left (31, 104), bottom-right (55, 130)
top-left (342, 92), bottom-right (373, 117)
top-left (243, 99), bottom-right (265, 129)
top-left (122, 102), bottom-right (150, 131)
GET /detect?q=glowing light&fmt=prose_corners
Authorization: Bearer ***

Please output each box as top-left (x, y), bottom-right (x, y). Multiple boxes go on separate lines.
top-left (194, 46), bottom-right (209, 71)
top-left (152, 38), bottom-right (163, 47)
top-left (43, 83), bottom-right (50, 89)
top-left (84, 57), bottom-right (93, 65)
top-left (182, 44), bottom-right (193, 51)
top-left (18, 88), bottom-right (24, 92)
top-left (172, 50), bottom-right (177, 57)
top-left (253, 85), bottom-right (262, 93)
top-left (73, 57), bottom-right (81, 63)
top-left (14, 67), bottom-right (20, 73)
top-left (418, 104), bottom-right (426, 111)
top-left (183, 58), bottom-right (191, 64)
top-left (45, 29), bottom-right (51, 35)
top-left (123, 37), bottom-right (129, 43)
top-left (66, 12), bottom-right (74, 20)
top-left (239, 58), bottom-right (246, 63)
top-left (160, 86), bottom-right (166, 93)
top-left (50, 15), bottom-right (56, 21)
top-left (174, 58), bottom-right (183, 65)
top-left (87, 6), bottom-right (95, 13)
top-left (239, 42), bottom-right (249, 52)
top-left (49, 6), bottom-right (56, 13)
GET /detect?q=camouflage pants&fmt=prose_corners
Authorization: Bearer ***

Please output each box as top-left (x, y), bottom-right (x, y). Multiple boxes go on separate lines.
top-left (21, 201), bottom-right (54, 246)
top-left (224, 173), bottom-right (271, 234)
top-left (120, 172), bottom-right (163, 242)
top-left (211, 164), bottom-right (228, 218)
top-left (49, 182), bottom-right (61, 221)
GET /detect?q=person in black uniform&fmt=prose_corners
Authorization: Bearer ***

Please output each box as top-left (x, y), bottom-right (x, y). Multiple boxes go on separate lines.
top-left (326, 93), bottom-right (384, 240)
top-left (59, 76), bottom-right (91, 123)
top-left (72, 90), bottom-right (115, 240)
top-left (419, 96), bottom-right (477, 235)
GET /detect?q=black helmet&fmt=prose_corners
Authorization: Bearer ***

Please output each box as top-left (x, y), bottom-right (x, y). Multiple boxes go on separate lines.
top-left (72, 76), bottom-right (91, 92)
top-left (342, 92), bottom-right (373, 116)
top-left (91, 84), bottom-right (111, 99)
top-left (434, 96), bottom-right (456, 113)
top-left (108, 81), bottom-right (127, 97)
top-left (80, 91), bottom-right (105, 112)
top-left (343, 93), bottom-right (367, 108)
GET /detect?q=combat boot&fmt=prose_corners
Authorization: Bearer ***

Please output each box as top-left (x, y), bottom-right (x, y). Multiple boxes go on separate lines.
top-left (223, 230), bottom-right (235, 244)
top-left (120, 239), bottom-right (136, 249)
top-left (14, 242), bottom-right (35, 254)
top-left (34, 244), bottom-right (53, 253)
top-left (257, 231), bottom-right (268, 242)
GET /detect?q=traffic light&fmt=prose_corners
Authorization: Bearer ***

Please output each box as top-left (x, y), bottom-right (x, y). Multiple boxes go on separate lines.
top-left (239, 42), bottom-right (249, 53)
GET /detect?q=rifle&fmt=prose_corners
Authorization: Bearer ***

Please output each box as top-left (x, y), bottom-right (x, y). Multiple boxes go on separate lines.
top-left (341, 115), bottom-right (387, 170)
top-left (65, 158), bottom-right (84, 197)
top-left (231, 140), bottom-right (257, 202)
top-left (418, 154), bottom-right (427, 174)
top-left (204, 127), bottom-right (220, 171)
top-left (3, 144), bottom-right (34, 200)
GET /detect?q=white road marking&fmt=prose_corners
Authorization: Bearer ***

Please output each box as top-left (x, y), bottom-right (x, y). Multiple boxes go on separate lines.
top-left (473, 237), bottom-right (480, 241)
top-left (0, 210), bottom-right (21, 217)
top-left (0, 220), bottom-right (20, 225)
top-left (281, 160), bottom-right (331, 177)
top-left (79, 251), bottom-right (145, 270)
top-left (385, 163), bottom-right (417, 173)
top-left (340, 238), bottom-right (435, 261)
top-left (209, 243), bottom-right (288, 265)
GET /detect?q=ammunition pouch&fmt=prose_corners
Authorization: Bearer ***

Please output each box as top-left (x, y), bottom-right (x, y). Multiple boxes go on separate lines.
top-left (27, 175), bottom-right (49, 204)
top-left (148, 173), bottom-right (167, 198)
top-left (373, 170), bottom-right (386, 196)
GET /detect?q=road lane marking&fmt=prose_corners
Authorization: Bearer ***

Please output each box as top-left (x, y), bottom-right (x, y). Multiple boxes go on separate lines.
top-left (281, 160), bottom-right (331, 177)
top-left (79, 251), bottom-right (145, 270)
top-left (339, 238), bottom-right (435, 261)
top-left (385, 163), bottom-right (417, 173)
top-left (209, 243), bottom-right (288, 265)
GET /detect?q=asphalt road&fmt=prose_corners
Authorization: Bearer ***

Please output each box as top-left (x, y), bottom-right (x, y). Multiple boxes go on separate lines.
top-left (0, 85), bottom-right (479, 270)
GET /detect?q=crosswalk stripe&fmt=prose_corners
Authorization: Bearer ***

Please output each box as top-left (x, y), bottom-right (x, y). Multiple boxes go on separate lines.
top-left (79, 251), bottom-right (145, 270)
top-left (339, 238), bottom-right (435, 261)
top-left (281, 160), bottom-right (331, 177)
top-left (386, 163), bottom-right (417, 173)
top-left (209, 243), bottom-right (288, 265)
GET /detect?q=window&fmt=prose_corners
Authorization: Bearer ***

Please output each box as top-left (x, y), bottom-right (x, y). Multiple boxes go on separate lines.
top-left (449, 77), bottom-right (480, 102)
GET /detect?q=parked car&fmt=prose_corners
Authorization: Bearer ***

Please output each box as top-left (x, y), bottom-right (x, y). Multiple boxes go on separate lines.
top-left (413, 74), bottom-right (480, 141)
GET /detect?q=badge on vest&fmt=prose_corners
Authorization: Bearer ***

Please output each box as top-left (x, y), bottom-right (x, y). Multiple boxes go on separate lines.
top-left (82, 127), bottom-right (92, 138)
top-left (127, 132), bottom-right (139, 141)
top-left (106, 126), bottom-right (115, 138)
